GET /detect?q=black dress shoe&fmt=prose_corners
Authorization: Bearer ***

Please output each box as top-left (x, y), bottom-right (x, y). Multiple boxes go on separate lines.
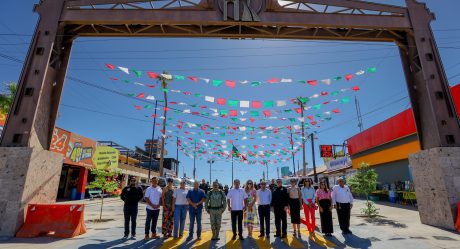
top-left (232, 235), bottom-right (237, 240)
top-left (281, 234), bottom-right (287, 238)
top-left (239, 236), bottom-right (245, 240)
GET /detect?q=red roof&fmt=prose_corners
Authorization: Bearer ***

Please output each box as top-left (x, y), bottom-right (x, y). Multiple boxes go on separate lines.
top-left (348, 84), bottom-right (460, 155)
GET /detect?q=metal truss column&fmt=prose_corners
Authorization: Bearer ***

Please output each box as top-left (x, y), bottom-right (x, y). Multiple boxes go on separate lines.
top-left (400, 0), bottom-right (460, 149)
top-left (0, 0), bottom-right (70, 149)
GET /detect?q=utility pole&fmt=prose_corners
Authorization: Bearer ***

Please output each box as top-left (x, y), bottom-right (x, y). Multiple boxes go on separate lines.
top-left (289, 129), bottom-right (296, 176)
top-left (355, 96), bottom-right (364, 132)
top-left (231, 154), bottom-right (234, 187)
top-left (277, 167), bottom-right (279, 178)
top-left (148, 100), bottom-right (158, 181)
top-left (176, 136), bottom-right (179, 177)
top-left (193, 141), bottom-right (196, 180)
top-left (297, 160), bottom-right (300, 176)
top-left (310, 133), bottom-right (318, 183)
top-left (294, 97), bottom-right (307, 177)
top-left (266, 163), bottom-right (269, 180)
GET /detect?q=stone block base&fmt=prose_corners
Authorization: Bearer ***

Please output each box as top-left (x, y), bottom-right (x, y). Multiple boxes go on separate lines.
top-left (409, 147), bottom-right (460, 230)
top-left (0, 147), bottom-right (63, 237)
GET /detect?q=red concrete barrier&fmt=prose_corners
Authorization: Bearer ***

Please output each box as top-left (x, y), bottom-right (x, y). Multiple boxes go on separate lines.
top-left (16, 204), bottom-right (86, 238)
top-left (456, 202), bottom-right (460, 233)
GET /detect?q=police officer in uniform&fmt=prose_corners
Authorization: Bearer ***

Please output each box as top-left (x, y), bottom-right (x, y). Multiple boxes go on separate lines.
top-left (271, 178), bottom-right (289, 238)
top-left (205, 181), bottom-right (227, 240)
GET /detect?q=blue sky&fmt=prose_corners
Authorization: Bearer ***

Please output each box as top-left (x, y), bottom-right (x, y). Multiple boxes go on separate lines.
top-left (1, 0), bottom-right (459, 186)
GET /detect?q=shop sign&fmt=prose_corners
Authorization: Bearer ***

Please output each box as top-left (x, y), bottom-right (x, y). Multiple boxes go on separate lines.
top-left (50, 128), bottom-right (71, 156)
top-left (93, 146), bottom-right (119, 169)
top-left (327, 156), bottom-right (351, 171)
top-left (320, 145), bottom-right (333, 157)
top-left (66, 133), bottom-right (97, 167)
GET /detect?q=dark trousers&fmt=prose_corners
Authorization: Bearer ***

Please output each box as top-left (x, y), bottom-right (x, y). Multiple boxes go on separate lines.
top-left (336, 202), bottom-right (351, 231)
top-left (231, 210), bottom-right (243, 236)
top-left (123, 205), bottom-right (138, 236)
top-left (258, 205), bottom-right (270, 236)
top-left (145, 208), bottom-right (160, 235)
top-left (274, 207), bottom-right (287, 236)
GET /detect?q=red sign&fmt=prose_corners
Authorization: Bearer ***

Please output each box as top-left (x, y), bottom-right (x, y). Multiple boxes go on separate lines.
top-left (320, 145), bottom-right (333, 158)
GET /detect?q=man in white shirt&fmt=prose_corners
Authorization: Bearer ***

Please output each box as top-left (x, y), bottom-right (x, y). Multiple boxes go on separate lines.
top-left (144, 177), bottom-right (162, 240)
top-left (331, 177), bottom-right (354, 234)
top-left (227, 179), bottom-right (248, 240)
top-left (256, 181), bottom-right (272, 238)
top-left (172, 180), bottom-right (189, 239)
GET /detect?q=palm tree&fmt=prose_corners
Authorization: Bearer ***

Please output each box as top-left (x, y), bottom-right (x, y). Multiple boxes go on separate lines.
top-left (158, 73), bottom-right (172, 177)
top-left (0, 82), bottom-right (17, 114)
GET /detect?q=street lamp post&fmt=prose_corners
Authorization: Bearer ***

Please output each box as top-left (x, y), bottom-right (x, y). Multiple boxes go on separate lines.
top-left (310, 133), bottom-right (318, 183)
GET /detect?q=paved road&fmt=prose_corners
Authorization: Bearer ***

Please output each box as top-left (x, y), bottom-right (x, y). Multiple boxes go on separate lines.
top-left (0, 198), bottom-right (459, 248)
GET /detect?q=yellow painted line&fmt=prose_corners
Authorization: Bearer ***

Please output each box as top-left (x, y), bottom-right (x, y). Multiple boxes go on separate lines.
top-left (159, 231), bottom-right (189, 249)
top-left (282, 234), bottom-right (305, 249)
top-left (191, 231), bottom-right (212, 249)
top-left (225, 231), bottom-right (241, 249)
top-left (253, 235), bottom-right (273, 249)
top-left (300, 229), bottom-right (337, 248)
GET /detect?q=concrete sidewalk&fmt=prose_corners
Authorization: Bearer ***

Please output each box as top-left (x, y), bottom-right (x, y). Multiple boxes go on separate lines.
top-left (0, 198), bottom-right (458, 248)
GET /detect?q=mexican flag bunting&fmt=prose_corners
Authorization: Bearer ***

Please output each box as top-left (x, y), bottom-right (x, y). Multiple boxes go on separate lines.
top-left (232, 144), bottom-right (247, 161)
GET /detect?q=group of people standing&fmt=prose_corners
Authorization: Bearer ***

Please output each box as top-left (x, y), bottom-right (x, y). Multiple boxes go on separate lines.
top-left (120, 176), bottom-right (354, 241)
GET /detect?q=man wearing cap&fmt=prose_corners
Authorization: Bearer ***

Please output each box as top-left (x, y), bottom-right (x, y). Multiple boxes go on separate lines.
top-left (205, 181), bottom-right (227, 240)
top-left (271, 179), bottom-right (289, 238)
top-left (120, 177), bottom-right (144, 240)
top-left (331, 177), bottom-right (354, 234)
top-left (256, 180), bottom-right (272, 238)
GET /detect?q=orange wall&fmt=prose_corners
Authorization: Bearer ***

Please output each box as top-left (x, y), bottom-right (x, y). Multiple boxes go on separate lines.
top-left (351, 139), bottom-right (421, 169)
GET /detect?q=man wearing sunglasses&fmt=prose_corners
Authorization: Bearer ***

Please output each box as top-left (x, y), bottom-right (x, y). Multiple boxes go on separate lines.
top-left (120, 177), bottom-right (144, 240)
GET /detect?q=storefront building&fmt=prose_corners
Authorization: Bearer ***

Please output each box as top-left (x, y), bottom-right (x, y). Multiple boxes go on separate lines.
top-left (347, 84), bottom-right (460, 192)
top-left (51, 127), bottom-right (120, 200)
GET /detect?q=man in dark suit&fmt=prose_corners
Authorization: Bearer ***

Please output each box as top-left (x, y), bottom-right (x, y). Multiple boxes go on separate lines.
top-left (271, 178), bottom-right (289, 238)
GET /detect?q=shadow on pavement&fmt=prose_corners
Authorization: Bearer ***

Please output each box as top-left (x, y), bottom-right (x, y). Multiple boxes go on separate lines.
top-left (363, 217), bottom-right (408, 228)
top-left (78, 238), bottom-right (163, 249)
top-left (0, 237), bottom-right (64, 245)
top-left (343, 233), bottom-right (372, 249)
top-left (322, 235), bottom-right (347, 249)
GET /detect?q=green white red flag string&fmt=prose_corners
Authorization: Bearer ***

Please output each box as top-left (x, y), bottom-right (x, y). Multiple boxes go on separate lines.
top-left (105, 63), bottom-right (376, 88)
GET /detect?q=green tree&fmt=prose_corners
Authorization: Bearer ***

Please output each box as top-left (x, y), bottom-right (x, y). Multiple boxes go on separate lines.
top-left (0, 82), bottom-right (17, 114)
top-left (348, 162), bottom-right (379, 217)
top-left (158, 72), bottom-right (172, 176)
top-left (86, 168), bottom-right (120, 221)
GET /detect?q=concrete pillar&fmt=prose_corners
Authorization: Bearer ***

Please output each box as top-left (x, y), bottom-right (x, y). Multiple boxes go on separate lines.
top-left (409, 147), bottom-right (460, 230)
top-left (76, 167), bottom-right (88, 200)
top-left (0, 147), bottom-right (63, 237)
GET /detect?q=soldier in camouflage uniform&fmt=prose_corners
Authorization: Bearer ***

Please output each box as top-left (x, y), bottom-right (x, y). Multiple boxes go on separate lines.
top-left (205, 181), bottom-right (227, 240)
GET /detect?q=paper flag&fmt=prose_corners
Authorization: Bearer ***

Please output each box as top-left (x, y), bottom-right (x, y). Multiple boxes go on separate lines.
top-left (226, 80), bottom-right (236, 88)
top-left (307, 80), bottom-right (317, 86)
top-left (106, 64), bottom-right (115, 70)
top-left (228, 100), bottom-right (239, 107)
top-left (356, 70), bottom-right (365, 75)
top-left (298, 97), bottom-right (309, 104)
top-left (217, 98), bottom-right (226, 105)
top-left (188, 76), bottom-right (199, 82)
top-left (251, 81), bottom-right (261, 87)
top-left (250, 111), bottom-right (259, 117)
top-left (230, 110), bottom-right (237, 117)
top-left (267, 78), bottom-right (279, 83)
top-left (240, 101), bottom-right (250, 108)
top-left (220, 110), bottom-right (228, 116)
top-left (313, 104), bottom-right (321, 110)
top-left (341, 97), bottom-right (350, 103)
top-left (345, 74), bottom-right (353, 81)
top-left (240, 111), bottom-right (248, 116)
top-left (212, 80), bottom-right (223, 87)
top-left (148, 72), bottom-right (158, 79)
top-left (201, 78), bottom-right (210, 83)
top-left (281, 78), bottom-right (293, 83)
top-left (332, 109), bottom-right (341, 113)
top-left (136, 93), bottom-right (145, 98)
top-left (321, 79), bottom-right (332, 85)
top-left (240, 80), bottom-right (249, 84)
top-left (174, 75), bottom-right (185, 80)
top-left (351, 86), bottom-right (361, 91)
top-left (368, 67), bottom-right (377, 73)
top-left (295, 108), bottom-right (302, 114)
top-left (276, 100), bottom-right (286, 107)
top-left (263, 110), bottom-right (271, 117)
top-left (146, 95), bottom-right (155, 100)
top-left (134, 105), bottom-right (141, 110)
top-left (252, 101), bottom-right (262, 108)
top-left (118, 66), bottom-right (129, 74)
top-left (331, 91), bottom-right (339, 96)
top-left (133, 70), bottom-right (142, 78)
top-left (263, 101), bottom-right (274, 108)
top-left (205, 96), bottom-right (215, 103)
